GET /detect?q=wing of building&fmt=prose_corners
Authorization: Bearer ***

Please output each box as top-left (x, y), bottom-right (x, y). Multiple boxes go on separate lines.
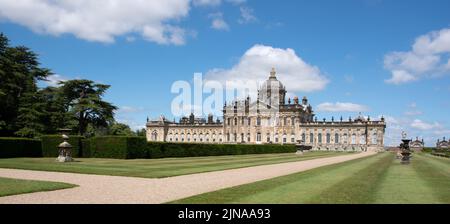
top-left (147, 68), bottom-right (386, 152)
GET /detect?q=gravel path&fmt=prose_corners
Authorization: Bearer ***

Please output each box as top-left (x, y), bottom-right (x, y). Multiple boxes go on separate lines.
top-left (0, 151), bottom-right (376, 204)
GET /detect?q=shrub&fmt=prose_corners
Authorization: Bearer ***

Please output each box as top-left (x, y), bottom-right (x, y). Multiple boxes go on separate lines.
top-left (41, 135), bottom-right (83, 157)
top-left (89, 136), bottom-right (148, 159)
top-left (81, 139), bottom-right (92, 158)
top-left (145, 142), bottom-right (297, 159)
top-left (0, 137), bottom-right (42, 158)
top-left (78, 136), bottom-right (297, 159)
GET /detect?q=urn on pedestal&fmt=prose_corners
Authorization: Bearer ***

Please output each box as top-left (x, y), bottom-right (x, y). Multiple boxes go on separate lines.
top-left (399, 131), bottom-right (412, 165)
top-left (56, 128), bottom-right (74, 162)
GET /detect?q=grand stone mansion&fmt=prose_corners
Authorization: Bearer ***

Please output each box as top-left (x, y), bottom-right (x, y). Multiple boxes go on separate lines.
top-left (146, 69), bottom-right (386, 151)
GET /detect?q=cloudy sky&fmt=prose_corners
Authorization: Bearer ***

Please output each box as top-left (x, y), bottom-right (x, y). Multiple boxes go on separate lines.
top-left (1, 0), bottom-right (450, 146)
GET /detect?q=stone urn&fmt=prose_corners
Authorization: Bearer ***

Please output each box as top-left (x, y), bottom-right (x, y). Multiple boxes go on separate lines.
top-left (400, 139), bottom-right (412, 165)
top-left (56, 129), bottom-right (74, 162)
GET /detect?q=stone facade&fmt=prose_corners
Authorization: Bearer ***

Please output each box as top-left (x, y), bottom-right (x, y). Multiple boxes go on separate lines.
top-left (436, 137), bottom-right (449, 149)
top-left (147, 69), bottom-right (386, 152)
top-left (410, 137), bottom-right (425, 152)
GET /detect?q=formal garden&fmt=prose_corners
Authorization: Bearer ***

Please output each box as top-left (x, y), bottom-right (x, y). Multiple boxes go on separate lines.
top-left (171, 152), bottom-right (450, 204)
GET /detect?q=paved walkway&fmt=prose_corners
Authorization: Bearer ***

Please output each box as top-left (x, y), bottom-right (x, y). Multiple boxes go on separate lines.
top-left (0, 151), bottom-right (376, 204)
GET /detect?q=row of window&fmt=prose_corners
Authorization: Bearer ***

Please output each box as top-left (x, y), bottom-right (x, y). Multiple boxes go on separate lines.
top-left (163, 132), bottom-right (379, 145)
top-left (226, 117), bottom-right (300, 126)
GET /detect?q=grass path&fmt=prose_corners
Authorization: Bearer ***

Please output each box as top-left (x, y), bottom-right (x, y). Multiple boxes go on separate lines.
top-left (0, 152), bottom-right (341, 178)
top-left (0, 177), bottom-right (76, 197)
top-left (172, 152), bottom-right (450, 204)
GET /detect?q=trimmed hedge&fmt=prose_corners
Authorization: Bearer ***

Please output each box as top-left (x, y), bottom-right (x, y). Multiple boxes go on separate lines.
top-left (81, 139), bottom-right (92, 158)
top-left (86, 136), bottom-right (297, 159)
top-left (89, 136), bottom-right (147, 159)
top-left (0, 137), bottom-right (42, 158)
top-left (147, 142), bottom-right (297, 159)
top-left (41, 135), bottom-right (84, 157)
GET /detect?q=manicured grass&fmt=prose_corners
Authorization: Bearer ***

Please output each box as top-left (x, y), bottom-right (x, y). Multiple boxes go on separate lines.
top-left (0, 151), bottom-right (343, 178)
top-left (0, 177), bottom-right (76, 197)
top-left (171, 152), bottom-right (450, 204)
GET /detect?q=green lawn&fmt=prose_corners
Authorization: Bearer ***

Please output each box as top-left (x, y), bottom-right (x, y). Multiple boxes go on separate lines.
top-left (171, 152), bottom-right (450, 204)
top-left (0, 151), bottom-right (343, 178)
top-left (0, 177), bottom-right (76, 197)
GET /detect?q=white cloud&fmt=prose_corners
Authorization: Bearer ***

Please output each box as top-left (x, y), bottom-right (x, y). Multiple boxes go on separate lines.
top-left (384, 70), bottom-right (418, 85)
top-left (193, 0), bottom-right (222, 7)
top-left (410, 119), bottom-right (441, 130)
top-left (238, 6), bottom-right (257, 24)
top-left (404, 111), bottom-right (423, 116)
top-left (378, 114), bottom-right (450, 146)
top-left (117, 106), bottom-right (144, 114)
top-left (316, 102), bottom-right (369, 112)
top-left (0, 0), bottom-right (191, 45)
top-left (209, 12), bottom-right (229, 31)
top-left (384, 27), bottom-right (450, 84)
top-left (43, 74), bottom-right (67, 87)
top-left (404, 102), bottom-right (423, 116)
top-left (205, 44), bottom-right (329, 96)
top-left (226, 0), bottom-right (246, 5)
top-left (126, 36), bottom-right (137, 43)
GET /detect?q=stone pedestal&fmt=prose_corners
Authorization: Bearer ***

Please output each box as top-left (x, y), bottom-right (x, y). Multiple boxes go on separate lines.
top-left (56, 132), bottom-right (74, 163)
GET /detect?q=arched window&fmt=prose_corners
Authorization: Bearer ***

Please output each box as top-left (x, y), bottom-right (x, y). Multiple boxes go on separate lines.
top-left (326, 133), bottom-right (331, 144)
top-left (318, 133), bottom-right (322, 144)
top-left (151, 131), bottom-right (158, 141)
top-left (257, 117), bottom-right (261, 126)
top-left (284, 117), bottom-right (288, 126)
top-left (282, 134), bottom-right (287, 143)
top-left (275, 134), bottom-right (279, 143)
top-left (352, 134), bottom-right (356, 144)
top-left (234, 118), bottom-right (238, 125)
top-left (343, 133), bottom-right (348, 144)
top-left (227, 133), bottom-right (230, 142)
top-left (247, 133), bottom-right (251, 142)
top-left (241, 133), bottom-right (244, 142)
top-left (234, 133), bottom-right (237, 142)
top-left (266, 133), bottom-right (271, 143)
top-left (248, 117), bottom-right (251, 125)
top-left (292, 117), bottom-right (295, 126)
top-left (335, 133), bottom-right (339, 144)
top-left (310, 133), bottom-right (314, 144)
top-left (257, 133), bottom-right (262, 142)
top-left (302, 133), bottom-right (306, 142)
top-left (372, 130), bottom-right (378, 145)
top-left (291, 134), bottom-right (295, 143)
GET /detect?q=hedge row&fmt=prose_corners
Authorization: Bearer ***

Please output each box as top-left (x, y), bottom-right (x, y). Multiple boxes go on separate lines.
top-left (1, 136), bottom-right (297, 159)
top-left (146, 142), bottom-right (297, 159)
top-left (84, 137), bottom-right (297, 159)
top-left (41, 135), bottom-right (84, 157)
top-left (0, 137), bottom-right (42, 158)
top-left (86, 136), bottom-right (147, 159)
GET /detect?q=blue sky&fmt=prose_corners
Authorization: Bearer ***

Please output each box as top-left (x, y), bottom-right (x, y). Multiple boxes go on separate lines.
top-left (1, 0), bottom-right (450, 146)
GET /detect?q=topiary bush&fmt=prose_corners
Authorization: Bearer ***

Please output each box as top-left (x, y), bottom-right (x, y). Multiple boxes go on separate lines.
top-left (0, 137), bottom-right (42, 158)
top-left (41, 135), bottom-right (84, 157)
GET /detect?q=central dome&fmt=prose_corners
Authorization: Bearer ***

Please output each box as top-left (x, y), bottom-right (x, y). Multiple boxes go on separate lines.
top-left (258, 68), bottom-right (287, 106)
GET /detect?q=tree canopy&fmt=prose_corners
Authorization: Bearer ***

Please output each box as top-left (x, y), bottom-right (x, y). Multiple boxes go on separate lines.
top-left (0, 33), bottom-right (138, 138)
